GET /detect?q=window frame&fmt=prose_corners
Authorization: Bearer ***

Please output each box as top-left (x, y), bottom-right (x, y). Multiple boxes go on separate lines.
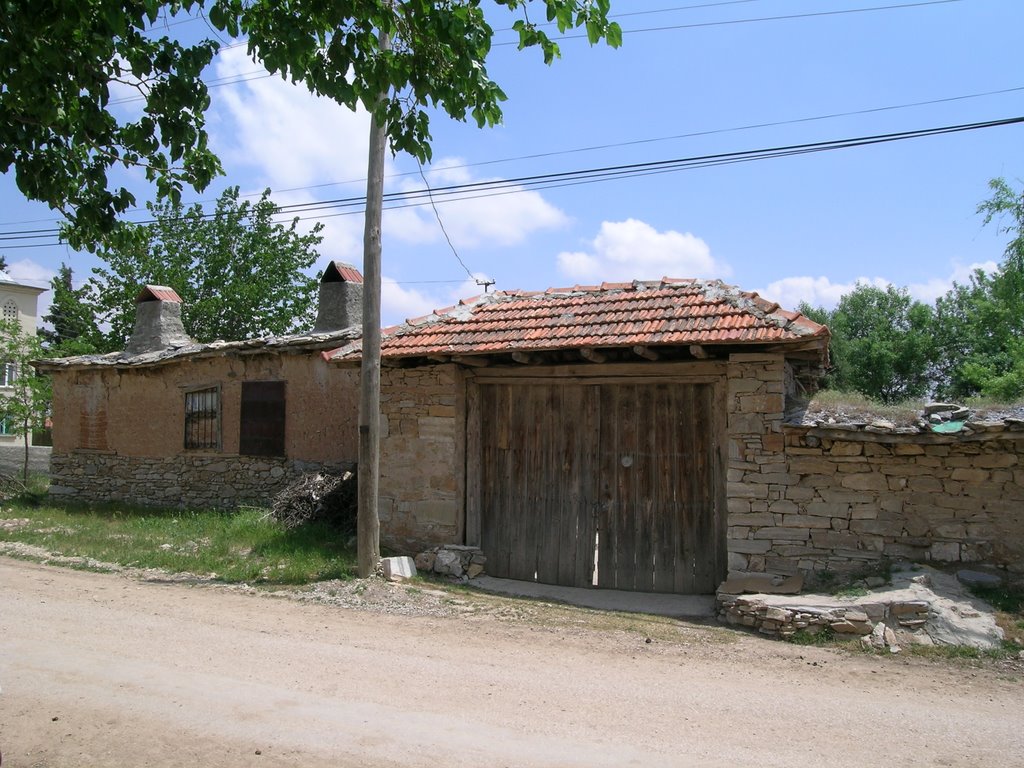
top-left (183, 385), bottom-right (221, 452)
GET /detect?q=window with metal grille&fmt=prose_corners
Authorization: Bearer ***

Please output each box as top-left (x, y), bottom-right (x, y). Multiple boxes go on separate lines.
top-left (184, 387), bottom-right (220, 450)
top-left (239, 381), bottom-right (285, 457)
top-left (2, 300), bottom-right (17, 323)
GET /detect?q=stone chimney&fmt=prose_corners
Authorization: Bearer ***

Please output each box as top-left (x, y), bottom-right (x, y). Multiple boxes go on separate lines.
top-left (312, 261), bottom-right (363, 332)
top-left (125, 285), bottom-right (193, 355)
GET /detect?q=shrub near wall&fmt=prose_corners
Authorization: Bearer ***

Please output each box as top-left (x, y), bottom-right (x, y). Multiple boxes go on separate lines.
top-left (50, 451), bottom-right (352, 510)
top-left (727, 426), bottom-right (1024, 583)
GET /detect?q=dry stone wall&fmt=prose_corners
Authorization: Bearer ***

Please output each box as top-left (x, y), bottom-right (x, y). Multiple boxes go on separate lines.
top-left (49, 451), bottom-right (351, 510)
top-left (727, 426), bottom-right (1024, 584)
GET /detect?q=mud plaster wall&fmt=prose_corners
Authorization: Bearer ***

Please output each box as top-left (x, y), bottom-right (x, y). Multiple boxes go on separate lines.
top-left (49, 354), bottom-right (361, 508)
top-left (378, 364), bottom-right (464, 552)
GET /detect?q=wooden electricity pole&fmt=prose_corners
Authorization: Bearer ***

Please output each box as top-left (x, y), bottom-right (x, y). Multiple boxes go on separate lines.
top-left (357, 27), bottom-right (391, 579)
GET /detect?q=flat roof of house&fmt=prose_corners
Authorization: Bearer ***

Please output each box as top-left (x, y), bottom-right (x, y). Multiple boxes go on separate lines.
top-left (324, 278), bottom-right (828, 363)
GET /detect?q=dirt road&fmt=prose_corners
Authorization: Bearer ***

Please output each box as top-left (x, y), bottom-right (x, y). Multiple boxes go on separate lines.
top-left (1, 558), bottom-right (1021, 767)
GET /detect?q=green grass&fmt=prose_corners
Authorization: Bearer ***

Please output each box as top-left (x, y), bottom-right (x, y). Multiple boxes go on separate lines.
top-left (783, 626), bottom-right (837, 646)
top-left (0, 491), bottom-right (356, 585)
top-left (904, 640), bottom-right (1024, 662)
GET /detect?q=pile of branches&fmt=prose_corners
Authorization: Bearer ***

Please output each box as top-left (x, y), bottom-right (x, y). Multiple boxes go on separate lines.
top-left (270, 470), bottom-right (357, 534)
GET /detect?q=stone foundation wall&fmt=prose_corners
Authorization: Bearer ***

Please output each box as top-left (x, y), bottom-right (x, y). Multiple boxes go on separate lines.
top-left (50, 451), bottom-right (351, 509)
top-left (727, 426), bottom-right (1024, 582)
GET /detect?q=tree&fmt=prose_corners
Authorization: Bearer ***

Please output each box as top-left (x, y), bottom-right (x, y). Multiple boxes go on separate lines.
top-left (933, 178), bottom-right (1024, 400)
top-left (40, 264), bottom-right (104, 356)
top-left (823, 284), bottom-right (935, 404)
top-left (88, 186), bottom-right (322, 348)
top-left (1, 0), bottom-right (621, 249)
top-left (0, 320), bottom-right (50, 480)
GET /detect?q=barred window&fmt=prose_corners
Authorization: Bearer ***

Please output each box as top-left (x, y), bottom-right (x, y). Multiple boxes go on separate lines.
top-left (2, 300), bottom-right (17, 323)
top-left (184, 387), bottom-right (220, 450)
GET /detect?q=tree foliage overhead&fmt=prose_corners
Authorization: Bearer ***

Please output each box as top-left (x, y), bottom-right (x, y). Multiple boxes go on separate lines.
top-left (89, 186), bottom-right (322, 349)
top-left (1, 0), bottom-right (621, 248)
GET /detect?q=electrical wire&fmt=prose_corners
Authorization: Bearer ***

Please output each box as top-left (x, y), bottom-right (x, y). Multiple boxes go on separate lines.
top-left (3, 115), bottom-right (1020, 249)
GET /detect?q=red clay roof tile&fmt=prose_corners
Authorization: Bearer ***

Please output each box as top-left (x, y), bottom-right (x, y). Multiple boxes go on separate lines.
top-left (325, 278), bottom-right (828, 362)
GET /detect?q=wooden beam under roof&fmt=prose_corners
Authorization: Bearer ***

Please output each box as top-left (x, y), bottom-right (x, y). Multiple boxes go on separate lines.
top-left (689, 345), bottom-right (709, 359)
top-left (511, 351), bottom-right (537, 365)
top-left (451, 355), bottom-right (490, 367)
top-left (580, 348), bottom-right (606, 364)
top-left (632, 345), bottom-right (658, 361)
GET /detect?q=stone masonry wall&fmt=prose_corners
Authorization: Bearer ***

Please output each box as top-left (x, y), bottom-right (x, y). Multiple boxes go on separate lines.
top-left (50, 451), bottom-right (351, 509)
top-left (725, 353), bottom-right (790, 577)
top-left (727, 426), bottom-right (1024, 583)
top-left (378, 364), bottom-right (463, 552)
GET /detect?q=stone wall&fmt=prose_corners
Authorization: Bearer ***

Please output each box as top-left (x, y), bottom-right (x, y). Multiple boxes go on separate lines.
top-left (378, 364), bottom-right (464, 552)
top-left (50, 451), bottom-right (351, 509)
top-left (727, 425), bottom-right (1024, 583)
top-left (724, 353), bottom-right (790, 576)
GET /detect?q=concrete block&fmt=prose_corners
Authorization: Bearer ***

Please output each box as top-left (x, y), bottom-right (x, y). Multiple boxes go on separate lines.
top-left (382, 556), bottom-right (417, 581)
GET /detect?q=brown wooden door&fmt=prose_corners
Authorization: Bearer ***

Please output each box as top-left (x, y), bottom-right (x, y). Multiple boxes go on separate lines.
top-left (479, 380), bottom-right (722, 594)
top-left (595, 383), bottom-right (720, 594)
top-left (480, 383), bottom-right (597, 588)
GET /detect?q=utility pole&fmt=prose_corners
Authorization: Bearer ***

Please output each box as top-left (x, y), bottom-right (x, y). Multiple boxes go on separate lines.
top-left (357, 25), bottom-right (390, 578)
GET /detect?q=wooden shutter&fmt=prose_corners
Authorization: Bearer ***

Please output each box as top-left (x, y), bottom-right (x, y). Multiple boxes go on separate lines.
top-left (239, 381), bottom-right (286, 457)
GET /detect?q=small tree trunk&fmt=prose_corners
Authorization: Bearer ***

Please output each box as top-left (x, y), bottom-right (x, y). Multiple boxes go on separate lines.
top-left (22, 414), bottom-right (29, 482)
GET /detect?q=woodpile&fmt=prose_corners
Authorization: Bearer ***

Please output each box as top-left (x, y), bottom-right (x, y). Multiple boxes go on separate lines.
top-left (270, 471), bottom-right (357, 533)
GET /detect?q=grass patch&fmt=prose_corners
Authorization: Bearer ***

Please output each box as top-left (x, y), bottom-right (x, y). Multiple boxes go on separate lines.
top-left (905, 640), bottom-right (1024, 662)
top-left (969, 583), bottom-right (1024, 646)
top-left (0, 493), bottom-right (356, 585)
top-left (806, 390), bottom-right (924, 425)
top-left (784, 626), bottom-right (836, 646)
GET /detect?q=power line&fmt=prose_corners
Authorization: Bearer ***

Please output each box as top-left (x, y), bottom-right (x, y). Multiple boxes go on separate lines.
top-left (9, 81), bottom-right (1019, 230)
top-left (5, 115), bottom-right (1021, 248)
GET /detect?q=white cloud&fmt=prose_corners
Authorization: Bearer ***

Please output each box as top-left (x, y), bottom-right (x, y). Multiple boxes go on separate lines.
top-left (757, 276), bottom-right (889, 311)
top-left (757, 261), bottom-right (1001, 311)
top-left (380, 273), bottom-right (495, 327)
top-left (7, 258), bottom-right (55, 286)
top-left (387, 159), bottom-right (568, 248)
top-left (556, 219), bottom-right (729, 283)
top-left (906, 261), bottom-right (999, 303)
top-left (210, 46), bottom-right (375, 189)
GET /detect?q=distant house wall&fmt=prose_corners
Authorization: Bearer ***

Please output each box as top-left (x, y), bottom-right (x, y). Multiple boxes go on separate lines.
top-left (0, 279), bottom-right (45, 446)
top-left (49, 353), bottom-right (361, 508)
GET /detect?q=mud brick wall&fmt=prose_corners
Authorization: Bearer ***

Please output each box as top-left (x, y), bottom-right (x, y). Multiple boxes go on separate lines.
top-left (378, 364), bottom-right (465, 552)
top-left (727, 425), bottom-right (1024, 582)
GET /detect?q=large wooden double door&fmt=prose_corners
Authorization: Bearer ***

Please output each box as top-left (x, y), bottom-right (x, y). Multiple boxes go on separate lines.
top-left (476, 380), bottom-right (724, 594)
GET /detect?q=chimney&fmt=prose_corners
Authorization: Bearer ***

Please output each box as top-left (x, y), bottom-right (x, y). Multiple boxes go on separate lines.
top-left (125, 285), bottom-right (193, 355)
top-left (312, 261), bottom-right (363, 332)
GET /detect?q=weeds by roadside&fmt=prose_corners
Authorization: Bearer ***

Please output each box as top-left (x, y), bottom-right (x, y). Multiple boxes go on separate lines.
top-left (0, 488), bottom-right (356, 585)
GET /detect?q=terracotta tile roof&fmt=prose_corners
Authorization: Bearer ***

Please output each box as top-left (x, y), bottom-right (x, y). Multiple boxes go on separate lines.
top-left (137, 285), bottom-right (182, 303)
top-left (323, 261), bottom-right (363, 284)
top-left (324, 278), bottom-right (828, 362)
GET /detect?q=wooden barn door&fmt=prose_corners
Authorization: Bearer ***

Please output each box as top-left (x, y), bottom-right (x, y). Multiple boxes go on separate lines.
top-left (478, 380), bottom-right (721, 594)
top-left (595, 383), bottom-right (719, 594)
top-left (479, 383), bottom-right (598, 587)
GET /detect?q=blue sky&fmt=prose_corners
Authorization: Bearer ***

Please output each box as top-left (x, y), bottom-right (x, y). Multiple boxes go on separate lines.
top-left (2, 0), bottom-right (1022, 328)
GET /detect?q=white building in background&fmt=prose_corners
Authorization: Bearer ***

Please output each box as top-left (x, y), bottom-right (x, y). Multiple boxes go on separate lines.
top-left (0, 270), bottom-right (46, 444)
